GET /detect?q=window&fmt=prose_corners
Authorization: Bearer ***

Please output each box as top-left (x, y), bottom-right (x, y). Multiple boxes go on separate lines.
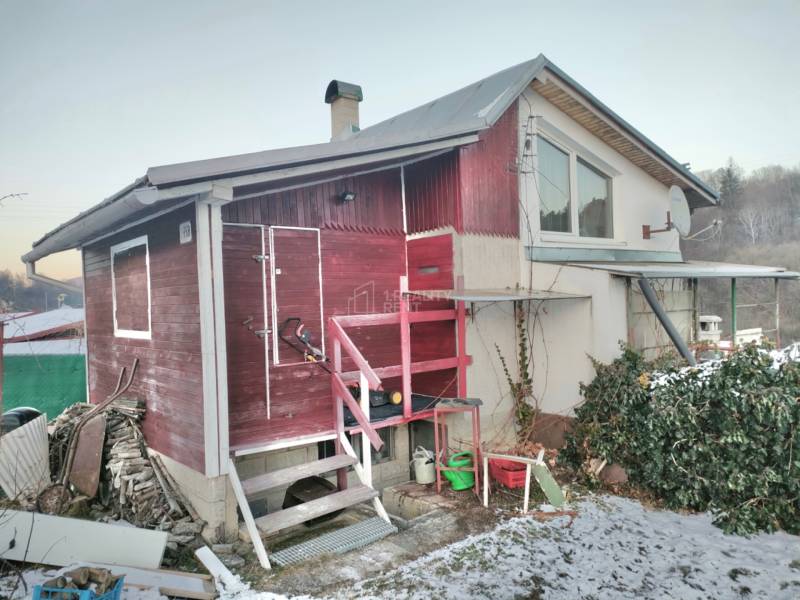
top-left (111, 235), bottom-right (151, 339)
top-left (537, 133), bottom-right (614, 240)
top-left (577, 158), bottom-right (613, 238)
top-left (317, 427), bottom-right (395, 465)
top-left (537, 137), bottom-right (571, 233)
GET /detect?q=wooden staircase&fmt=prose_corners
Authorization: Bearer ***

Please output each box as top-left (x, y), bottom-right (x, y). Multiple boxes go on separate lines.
top-left (229, 432), bottom-right (393, 570)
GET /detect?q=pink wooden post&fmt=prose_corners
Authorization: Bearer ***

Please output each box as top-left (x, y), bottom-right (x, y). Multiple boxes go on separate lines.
top-left (399, 276), bottom-right (412, 419)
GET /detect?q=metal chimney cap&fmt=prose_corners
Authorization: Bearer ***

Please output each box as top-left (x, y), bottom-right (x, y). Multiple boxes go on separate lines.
top-left (325, 80), bottom-right (363, 104)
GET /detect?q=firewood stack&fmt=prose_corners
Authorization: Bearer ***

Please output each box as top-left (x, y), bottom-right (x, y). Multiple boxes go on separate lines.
top-left (100, 397), bottom-right (207, 561)
top-left (41, 567), bottom-right (121, 598)
top-left (44, 398), bottom-right (210, 565)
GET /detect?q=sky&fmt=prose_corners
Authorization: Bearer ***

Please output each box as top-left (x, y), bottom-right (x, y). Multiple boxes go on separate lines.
top-left (1, 0), bottom-right (799, 279)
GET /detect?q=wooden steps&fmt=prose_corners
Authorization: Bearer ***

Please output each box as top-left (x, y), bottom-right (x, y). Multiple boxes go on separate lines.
top-left (240, 454), bottom-right (356, 496)
top-left (255, 485), bottom-right (379, 535)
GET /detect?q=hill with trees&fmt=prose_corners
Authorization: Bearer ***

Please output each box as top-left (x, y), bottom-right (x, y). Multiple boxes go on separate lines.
top-left (683, 160), bottom-right (800, 344)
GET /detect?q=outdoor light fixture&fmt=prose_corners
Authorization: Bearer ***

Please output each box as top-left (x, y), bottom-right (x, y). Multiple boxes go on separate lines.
top-left (339, 190), bottom-right (357, 203)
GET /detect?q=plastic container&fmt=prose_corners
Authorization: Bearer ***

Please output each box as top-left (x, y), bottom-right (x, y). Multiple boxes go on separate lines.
top-left (33, 576), bottom-right (125, 600)
top-left (489, 458), bottom-right (527, 489)
top-left (442, 451), bottom-right (475, 491)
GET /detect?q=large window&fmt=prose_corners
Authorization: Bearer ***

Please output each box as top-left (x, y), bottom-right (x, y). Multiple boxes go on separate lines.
top-left (111, 235), bottom-right (151, 339)
top-left (537, 134), bottom-right (614, 239)
top-left (537, 137), bottom-right (571, 233)
top-left (577, 158), bottom-right (613, 238)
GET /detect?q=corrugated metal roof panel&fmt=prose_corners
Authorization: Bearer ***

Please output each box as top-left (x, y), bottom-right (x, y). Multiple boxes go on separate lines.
top-left (407, 289), bottom-right (590, 302)
top-left (567, 261), bottom-right (800, 280)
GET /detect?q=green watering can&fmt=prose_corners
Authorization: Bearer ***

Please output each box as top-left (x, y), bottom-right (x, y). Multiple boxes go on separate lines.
top-left (442, 451), bottom-right (475, 491)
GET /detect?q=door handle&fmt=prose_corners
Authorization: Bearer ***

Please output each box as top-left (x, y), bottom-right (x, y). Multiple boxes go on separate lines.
top-left (254, 329), bottom-right (271, 339)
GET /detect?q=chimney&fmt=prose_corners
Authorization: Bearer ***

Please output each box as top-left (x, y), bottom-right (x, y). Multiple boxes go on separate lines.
top-left (325, 80), bottom-right (363, 141)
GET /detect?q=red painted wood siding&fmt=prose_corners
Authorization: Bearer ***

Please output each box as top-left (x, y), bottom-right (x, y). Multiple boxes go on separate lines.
top-left (222, 225), bottom-right (269, 443)
top-left (405, 151), bottom-right (460, 235)
top-left (221, 169), bottom-right (403, 234)
top-left (406, 235), bottom-right (457, 398)
top-left (406, 102), bottom-right (519, 238)
top-left (227, 228), bottom-right (408, 449)
top-left (458, 101), bottom-right (519, 237)
top-left (112, 243), bottom-right (149, 332)
top-left (271, 228), bottom-right (323, 365)
top-left (84, 206), bottom-right (205, 473)
top-left (407, 233), bottom-right (454, 291)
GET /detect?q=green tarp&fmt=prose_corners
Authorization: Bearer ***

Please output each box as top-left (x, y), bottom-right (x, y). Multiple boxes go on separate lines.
top-left (2, 354), bottom-right (86, 417)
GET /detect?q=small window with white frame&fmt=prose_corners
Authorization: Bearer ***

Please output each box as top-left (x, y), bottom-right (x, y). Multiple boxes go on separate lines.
top-left (536, 130), bottom-right (615, 240)
top-left (110, 235), bottom-right (151, 339)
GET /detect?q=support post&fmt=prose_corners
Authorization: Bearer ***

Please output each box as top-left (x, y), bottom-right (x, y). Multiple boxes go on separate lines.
top-left (775, 278), bottom-right (781, 348)
top-left (522, 463), bottom-right (532, 513)
top-left (332, 336), bottom-right (347, 491)
top-left (731, 278), bottom-right (737, 346)
top-left (691, 278), bottom-right (699, 344)
top-left (456, 275), bottom-right (467, 398)
top-left (360, 371), bottom-right (372, 487)
top-left (399, 275), bottom-right (412, 419)
top-left (482, 454), bottom-right (489, 507)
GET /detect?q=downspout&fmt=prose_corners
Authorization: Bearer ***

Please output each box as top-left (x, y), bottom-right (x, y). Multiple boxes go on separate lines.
top-left (26, 261), bottom-right (83, 294)
top-left (637, 277), bottom-right (696, 366)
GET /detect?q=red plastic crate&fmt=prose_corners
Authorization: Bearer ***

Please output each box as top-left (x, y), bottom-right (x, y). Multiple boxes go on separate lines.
top-left (489, 458), bottom-right (527, 489)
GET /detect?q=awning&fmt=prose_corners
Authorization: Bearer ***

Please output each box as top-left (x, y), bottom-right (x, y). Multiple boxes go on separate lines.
top-left (407, 288), bottom-right (590, 302)
top-left (566, 260), bottom-right (800, 280)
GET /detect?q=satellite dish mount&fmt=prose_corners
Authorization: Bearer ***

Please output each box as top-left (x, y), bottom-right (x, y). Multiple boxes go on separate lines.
top-left (642, 186), bottom-right (691, 239)
top-left (642, 212), bottom-right (674, 239)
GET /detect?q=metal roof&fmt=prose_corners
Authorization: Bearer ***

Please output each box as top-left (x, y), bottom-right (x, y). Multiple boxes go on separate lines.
top-left (407, 288), bottom-right (590, 302)
top-left (27, 54), bottom-right (718, 263)
top-left (566, 261), bottom-right (800, 280)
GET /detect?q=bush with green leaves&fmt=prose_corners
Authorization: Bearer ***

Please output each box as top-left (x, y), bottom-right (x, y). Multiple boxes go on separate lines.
top-left (563, 343), bottom-right (800, 535)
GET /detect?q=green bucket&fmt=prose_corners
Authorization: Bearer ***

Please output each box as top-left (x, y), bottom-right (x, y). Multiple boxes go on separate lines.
top-left (442, 451), bottom-right (475, 491)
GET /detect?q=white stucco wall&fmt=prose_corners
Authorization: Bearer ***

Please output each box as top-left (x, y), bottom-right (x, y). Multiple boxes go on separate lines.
top-left (518, 85), bottom-right (682, 257)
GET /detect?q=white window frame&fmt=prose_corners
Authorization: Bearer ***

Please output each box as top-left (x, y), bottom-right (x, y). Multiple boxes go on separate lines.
top-left (535, 124), bottom-right (619, 245)
top-left (110, 235), bottom-right (152, 340)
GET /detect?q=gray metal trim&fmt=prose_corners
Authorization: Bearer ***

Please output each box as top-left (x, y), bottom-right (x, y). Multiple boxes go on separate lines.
top-left (526, 246), bottom-right (683, 263)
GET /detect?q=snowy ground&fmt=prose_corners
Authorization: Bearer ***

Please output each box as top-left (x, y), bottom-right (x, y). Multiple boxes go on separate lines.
top-left (5, 495), bottom-right (800, 599)
top-left (219, 495), bottom-right (800, 600)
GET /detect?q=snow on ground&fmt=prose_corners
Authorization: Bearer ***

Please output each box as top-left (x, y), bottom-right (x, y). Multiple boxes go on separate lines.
top-left (343, 496), bottom-right (800, 600)
top-left (223, 495), bottom-right (800, 600)
top-left (6, 495), bottom-right (799, 600)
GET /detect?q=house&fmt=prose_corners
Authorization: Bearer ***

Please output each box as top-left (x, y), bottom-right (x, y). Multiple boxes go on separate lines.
top-left (22, 55), bottom-right (798, 565)
top-left (1, 307), bottom-right (86, 416)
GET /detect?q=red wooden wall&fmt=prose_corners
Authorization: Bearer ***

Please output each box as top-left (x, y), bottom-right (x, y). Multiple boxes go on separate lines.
top-left (406, 234), bottom-right (457, 398)
top-left (459, 101), bottom-right (519, 236)
top-left (405, 101), bottom-right (519, 238)
top-left (84, 206), bottom-right (206, 472)
top-left (227, 229), bottom-right (408, 449)
top-left (221, 169), bottom-right (403, 234)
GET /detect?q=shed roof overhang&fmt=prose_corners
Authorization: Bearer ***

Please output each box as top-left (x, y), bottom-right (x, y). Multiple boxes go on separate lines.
top-left (22, 135), bottom-right (476, 265)
top-left (407, 288), bottom-right (590, 302)
top-left (566, 261), bottom-right (800, 280)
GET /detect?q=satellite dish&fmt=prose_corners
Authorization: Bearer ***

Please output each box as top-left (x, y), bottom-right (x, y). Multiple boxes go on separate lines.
top-left (669, 185), bottom-right (691, 237)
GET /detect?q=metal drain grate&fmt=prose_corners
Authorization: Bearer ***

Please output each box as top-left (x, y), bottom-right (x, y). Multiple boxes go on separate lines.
top-left (271, 517), bottom-right (398, 567)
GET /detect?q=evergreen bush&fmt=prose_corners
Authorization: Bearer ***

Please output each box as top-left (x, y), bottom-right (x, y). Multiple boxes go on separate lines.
top-left (563, 344), bottom-right (800, 534)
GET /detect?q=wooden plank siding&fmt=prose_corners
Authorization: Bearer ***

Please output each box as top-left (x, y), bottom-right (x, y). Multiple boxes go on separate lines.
top-left (84, 206), bottom-right (206, 473)
top-left (227, 229), bottom-right (409, 449)
top-left (406, 234), bottom-right (457, 399)
top-left (405, 102), bottom-right (519, 238)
